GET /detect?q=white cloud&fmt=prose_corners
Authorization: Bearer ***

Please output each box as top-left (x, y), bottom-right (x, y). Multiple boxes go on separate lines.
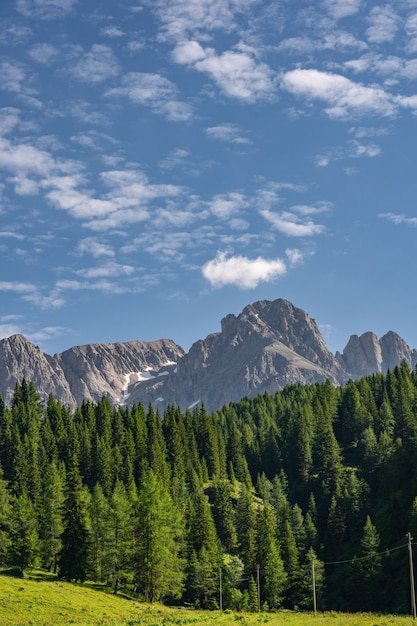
top-left (0, 60), bottom-right (27, 94)
top-left (405, 12), bottom-right (417, 52)
top-left (315, 140), bottom-right (381, 166)
top-left (101, 26), bottom-right (125, 38)
top-left (202, 251), bottom-right (286, 288)
top-left (76, 238), bottom-right (115, 258)
top-left (69, 45), bottom-right (120, 84)
top-left (208, 192), bottom-right (247, 219)
top-left (323, 0), bottom-right (362, 19)
top-left (285, 248), bottom-right (306, 266)
top-left (29, 43), bottom-right (59, 65)
top-left (281, 68), bottom-right (397, 119)
top-left (279, 32), bottom-right (366, 55)
top-left (106, 72), bottom-right (192, 121)
top-left (154, 0), bottom-right (257, 42)
top-left (379, 212), bottom-right (417, 226)
top-left (260, 209), bottom-right (325, 237)
top-left (366, 5), bottom-right (401, 44)
top-left (16, 0), bottom-right (77, 19)
top-left (206, 123), bottom-right (251, 144)
top-left (0, 281), bottom-right (36, 294)
top-left (173, 41), bottom-right (277, 102)
top-left (158, 148), bottom-right (190, 171)
top-left (76, 262), bottom-right (135, 279)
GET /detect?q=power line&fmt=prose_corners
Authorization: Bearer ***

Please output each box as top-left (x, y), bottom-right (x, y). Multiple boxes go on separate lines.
top-left (323, 541), bottom-right (410, 566)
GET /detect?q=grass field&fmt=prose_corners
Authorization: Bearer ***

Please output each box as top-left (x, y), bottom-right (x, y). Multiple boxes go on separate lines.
top-left (0, 570), bottom-right (415, 626)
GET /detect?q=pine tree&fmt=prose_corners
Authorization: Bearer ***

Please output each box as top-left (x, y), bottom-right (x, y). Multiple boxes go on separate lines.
top-left (134, 469), bottom-right (184, 602)
top-left (255, 503), bottom-right (287, 609)
top-left (39, 460), bottom-right (65, 572)
top-left (108, 480), bottom-right (134, 594)
top-left (59, 456), bottom-right (91, 582)
top-left (88, 483), bottom-right (111, 583)
top-left (211, 479), bottom-right (237, 552)
top-left (348, 515), bottom-right (382, 611)
top-left (9, 492), bottom-right (40, 573)
top-left (0, 467), bottom-right (12, 566)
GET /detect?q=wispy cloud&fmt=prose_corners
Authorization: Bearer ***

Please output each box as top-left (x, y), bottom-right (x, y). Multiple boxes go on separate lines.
top-left (315, 140), bottom-right (381, 166)
top-left (260, 206), bottom-right (326, 237)
top-left (281, 68), bottom-right (397, 119)
top-left (68, 45), bottom-right (120, 84)
top-left (208, 192), bottom-right (247, 220)
top-left (202, 251), bottom-right (286, 289)
top-left (158, 148), bottom-right (190, 171)
top-left (366, 5), bottom-right (401, 44)
top-left (323, 0), bottom-right (362, 20)
top-left (76, 238), bottom-right (115, 258)
top-left (16, 0), bottom-right (78, 19)
top-left (379, 212), bottom-right (417, 226)
top-left (75, 262), bottom-right (135, 279)
top-left (285, 248), bottom-right (308, 266)
top-left (206, 123), bottom-right (251, 144)
top-left (29, 43), bottom-right (59, 65)
top-left (153, 0), bottom-right (257, 42)
top-left (172, 41), bottom-right (277, 102)
top-left (279, 32), bottom-right (366, 55)
top-left (106, 72), bottom-right (192, 121)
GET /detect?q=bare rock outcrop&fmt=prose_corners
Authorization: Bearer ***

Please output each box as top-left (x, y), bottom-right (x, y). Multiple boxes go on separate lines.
top-left (337, 330), bottom-right (417, 378)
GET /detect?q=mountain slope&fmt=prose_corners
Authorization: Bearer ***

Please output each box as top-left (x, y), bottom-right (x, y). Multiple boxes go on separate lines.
top-left (0, 298), bottom-right (416, 412)
top-left (125, 299), bottom-right (348, 412)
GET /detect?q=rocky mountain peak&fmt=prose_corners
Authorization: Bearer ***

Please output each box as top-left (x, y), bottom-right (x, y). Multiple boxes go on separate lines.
top-left (1, 298), bottom-right (417, 413)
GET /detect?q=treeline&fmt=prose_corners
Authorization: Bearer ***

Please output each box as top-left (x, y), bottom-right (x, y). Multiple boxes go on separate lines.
top-left (1, 364), bottom-right (417, 612)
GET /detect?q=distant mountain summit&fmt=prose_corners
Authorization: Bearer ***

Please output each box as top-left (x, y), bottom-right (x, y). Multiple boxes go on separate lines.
top-left (1, 298), bottom-right (416, 412)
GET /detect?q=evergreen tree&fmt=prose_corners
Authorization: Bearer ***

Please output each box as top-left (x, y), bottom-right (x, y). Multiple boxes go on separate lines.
top-left (108, 480), bottom-right (133, 594)
top-left (39, 460), bottom-right (65, 572)
top-left (255, 503), bottom-right (287, 609)
top-left (59, 457), bottom-right (91, 582)
top-left (9, 492), bottom-right (40, 573)
top-left (0, 468), bottom-right (12, 566)
top-left (348, 515), bottom-right (382, 612)
top-left (211, 479), bottom-right (237, 552)
top-left (88, 483), bottom-right (111, 583)
top-left (134, 469), bottom-right (184, 602)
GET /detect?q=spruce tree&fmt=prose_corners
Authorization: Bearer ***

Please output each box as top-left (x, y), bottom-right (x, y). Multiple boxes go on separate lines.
top-left (0, 467), bottom-right (12, 566)
top-left (9, 492), bottom-right (40, 573)
top-left (59, 456), bottom-right (91, 582)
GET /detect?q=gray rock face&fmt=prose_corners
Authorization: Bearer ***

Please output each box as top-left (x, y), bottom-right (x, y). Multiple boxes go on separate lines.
top-left (126, 299), bottom-right (348, 412)
top-left (0, 334), bottom-right (74, 406)
top-left (336, 330), bottom-right (417, 378)
top-left (1, 298), bottom-right (416, 413)
top-left (0, 335), bottom-right (185, 408)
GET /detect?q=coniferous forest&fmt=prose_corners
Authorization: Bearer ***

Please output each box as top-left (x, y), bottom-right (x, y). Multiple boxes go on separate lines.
top-left (1, 363), bottom-right (417, 614)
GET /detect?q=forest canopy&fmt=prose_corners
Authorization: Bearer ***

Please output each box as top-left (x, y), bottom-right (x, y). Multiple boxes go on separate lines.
top-left (1, 363), bottom-right (417, 613)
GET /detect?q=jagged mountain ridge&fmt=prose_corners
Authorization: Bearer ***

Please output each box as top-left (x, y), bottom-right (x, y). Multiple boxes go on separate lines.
top-left (1, 298), bottom-right (416, 412)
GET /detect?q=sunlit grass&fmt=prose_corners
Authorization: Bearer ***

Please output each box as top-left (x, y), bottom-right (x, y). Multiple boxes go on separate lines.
top-left (0, 570), bottom-right (415, 625)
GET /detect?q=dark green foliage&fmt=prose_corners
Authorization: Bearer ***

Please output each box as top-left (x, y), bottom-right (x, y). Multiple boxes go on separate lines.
top-left (4, 366), bottom-right (417, 613)
top-left (58, 457), bottom-right (90, 582)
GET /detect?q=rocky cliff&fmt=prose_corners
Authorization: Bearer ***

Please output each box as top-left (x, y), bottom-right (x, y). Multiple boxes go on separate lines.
top-left (0, 298), bottom-right (416, 413)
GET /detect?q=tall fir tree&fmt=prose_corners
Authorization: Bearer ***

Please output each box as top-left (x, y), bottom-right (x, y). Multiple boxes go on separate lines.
top-left (59, 456), bottom-right (91, 582)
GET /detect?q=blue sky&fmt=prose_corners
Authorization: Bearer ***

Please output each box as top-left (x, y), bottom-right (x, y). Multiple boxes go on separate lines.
top-left (1, 0), bottom-right (417, 357)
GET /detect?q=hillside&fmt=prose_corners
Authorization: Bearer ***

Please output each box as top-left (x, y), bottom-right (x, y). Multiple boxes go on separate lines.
top-left (2, 368), bottom-right (417, 614)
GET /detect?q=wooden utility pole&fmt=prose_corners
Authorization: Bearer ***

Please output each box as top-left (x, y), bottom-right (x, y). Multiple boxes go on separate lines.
top-left (311, 555), bottom-right (317, 616)
top-left (219, 567), bottom-right (223, 611)
top-left (408, 532), bottom-right (417, 620)
top-left (256, 564), bottom-right (261, 612)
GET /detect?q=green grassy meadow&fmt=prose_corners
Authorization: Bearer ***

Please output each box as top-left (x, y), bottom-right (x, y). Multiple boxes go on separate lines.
top-left (0, 571), bottom-right (416, 626)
